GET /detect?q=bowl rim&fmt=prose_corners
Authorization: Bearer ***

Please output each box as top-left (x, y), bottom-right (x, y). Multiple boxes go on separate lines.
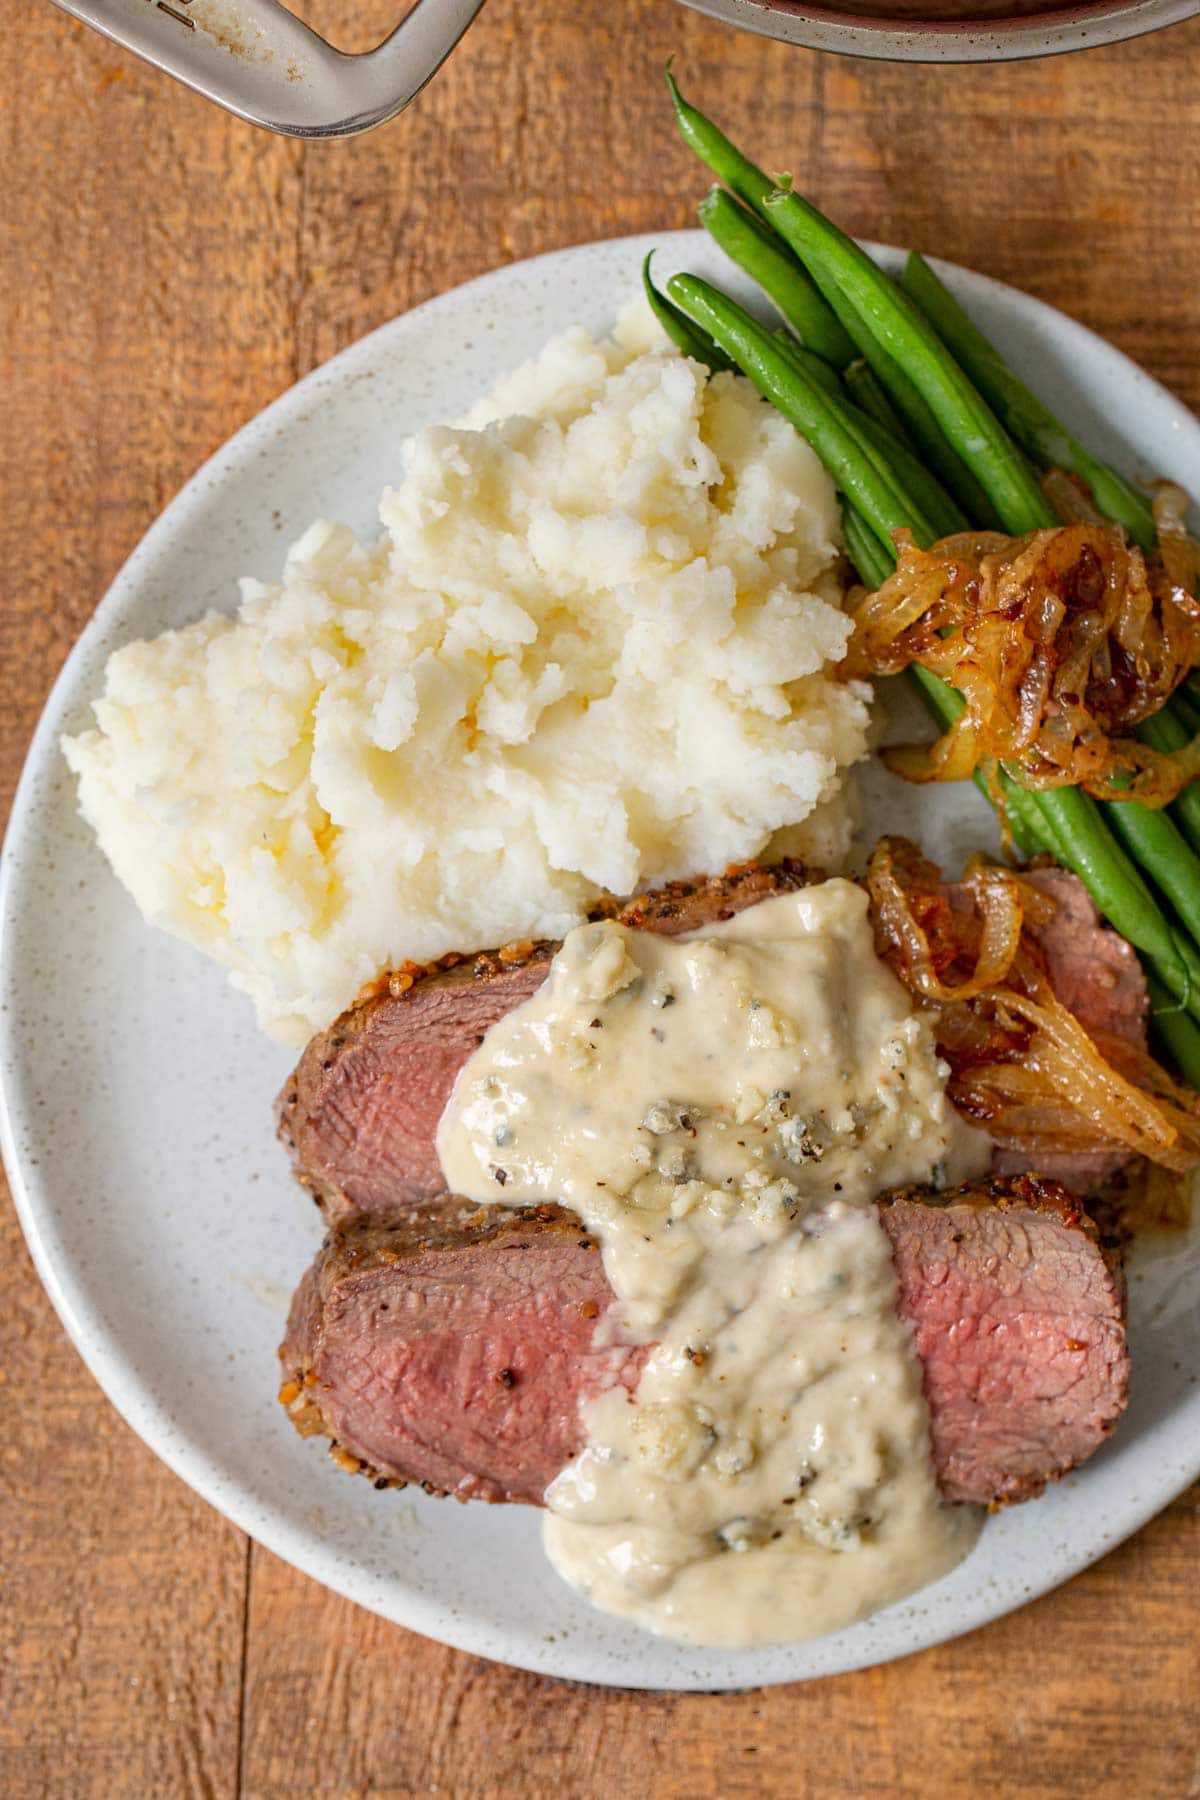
top-left (675, 0), bottom-right (1200, 61)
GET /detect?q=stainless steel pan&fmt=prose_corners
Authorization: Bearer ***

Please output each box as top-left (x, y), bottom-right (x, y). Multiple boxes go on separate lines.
top-left (49, 0), bottom-right (488, 136)
top-left (50, 0), bottom-right (1200, 131)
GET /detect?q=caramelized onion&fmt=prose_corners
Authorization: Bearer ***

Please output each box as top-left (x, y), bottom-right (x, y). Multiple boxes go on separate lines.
top-left (845, 514), bottom-right (1200, 806)
top-left (1154, 482), bottom-right (1200, 598)
top-left (867, 836), bottom-right (1200, 1176)
top-left (867, 837), bottom-right (1025, 1002)
top-left (1042, 467), bottom-right (1106, 528)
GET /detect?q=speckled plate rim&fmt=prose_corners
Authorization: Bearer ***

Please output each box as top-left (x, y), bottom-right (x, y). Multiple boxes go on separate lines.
top-left (675, 0), bottom-right (1200, 61)
top-left (3, 230), bottom-right (1200, 1691)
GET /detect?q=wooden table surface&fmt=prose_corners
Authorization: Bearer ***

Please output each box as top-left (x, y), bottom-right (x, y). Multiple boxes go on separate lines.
top-left (4, 3), bottom-right (1200, 1794)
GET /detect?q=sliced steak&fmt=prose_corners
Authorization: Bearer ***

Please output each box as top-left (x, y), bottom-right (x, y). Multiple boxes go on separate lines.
top-left (279, 1200), bottom-right (647, 1504)
top-left (879, 1175), bottom-right (1128, 1505)
top-left (278, 859), bottom-right (1152, 1224)
top-left (986, 867), bottom-right (1149, 1191)
top-left (1019, 868), bottom-right (1148, 1045)
top-left (276, 862), bottom-right (810, 1223)
top-left (280, 1177), bottom-right (1128, 1511)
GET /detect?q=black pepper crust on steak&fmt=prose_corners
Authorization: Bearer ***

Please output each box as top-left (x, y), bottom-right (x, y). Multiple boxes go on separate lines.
top-left (278, 1199), bottom-right (639, 1505)
top-left (276, 861), bottom-right (812, 1224)
top-left (279, 1176), bottom-right (1129, 1511)
top-left (277, 856), bottom-right (1154, 1225)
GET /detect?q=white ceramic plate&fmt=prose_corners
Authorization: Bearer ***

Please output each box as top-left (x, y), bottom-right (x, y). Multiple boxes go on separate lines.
top-left (4, 231), bottom-right (1200, 1691)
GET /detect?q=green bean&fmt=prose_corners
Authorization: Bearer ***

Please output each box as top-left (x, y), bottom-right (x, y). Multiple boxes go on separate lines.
top-left (899, 252), bottom-right (1200, 867)
top-left (1146, 973), bottom-right (1200, 1087)
top-left (642, 252), bottom-right (735, 373)
top-left (699, 187), bottom-right (852, 367)
top-left (853, 415), bottom-right (969, 540)
top-left (676, 275), bottom-right (958, 556)
top-left (765, 190), bottom-right (1056, 537)
top-left (666, 65), bottom-right (776, 221)
top-left (845, 516), bottom-right (1050, 859)
top-left (665, 73), bottom-right (998, 525)
top-left (1034, 786), bottom-right (1200, 1019)
top-left (671, 267), bottom-right (1200, 1026)
top-left (773, 331), bottom-right (845, 396)
top-left (903, 664), bottom-right (1055, 859)
top-left (1105, 795), bottom-right (1200, 956)
top-left (844, 359), bottom-right (912, 447)
top-left (665, 68), bottom-right (857, 368)
top-left (906, 656), bottom-right (1200, 1013)
top-left (772, 232), bottom-right (1000, 528)
top-left (667, 273), bottom-right (941, 549)
top-left (841, 500), bottom-right (893, 590)
top-left (905, 660), bottom-right (959, 732)
top-left (853, 513), bottom-right (1200, 1022)
top-left (1137, 709), bottom-right (1200, 857)
top-left (901, 251), bottom-right (1158, 553)
top-left (1006, 779), bottom-right (1200, 1026)
top-left (1140, 707), bottom-right (1192, 756)
top-left (986, 782), bottom-right (1048, 861)
top-left (822, 287), bottom-right (1001, 526)
top-left (1168, 687), bottom-right (1200, 737)
top-left (775, 336), bottom-right (969, 539)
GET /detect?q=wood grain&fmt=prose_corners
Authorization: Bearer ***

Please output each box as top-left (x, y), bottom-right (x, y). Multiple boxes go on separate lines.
top-left (3, 3), bottom-right (1200, 1795)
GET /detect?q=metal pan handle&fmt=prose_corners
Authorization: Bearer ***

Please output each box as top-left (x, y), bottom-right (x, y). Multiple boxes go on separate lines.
top-left (49, 0), bottom-right (488, 137)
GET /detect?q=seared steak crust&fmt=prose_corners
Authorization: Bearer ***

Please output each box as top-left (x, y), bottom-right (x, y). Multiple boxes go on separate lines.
top-left (276, 861), bottom-right (810, 1223)
top-left (279, 1199), bottom-right (646, 1504)
top-left (279, 858), bottom-right (1154, 1224)
top-left (281, 1178), bottom-right (1129, 1511)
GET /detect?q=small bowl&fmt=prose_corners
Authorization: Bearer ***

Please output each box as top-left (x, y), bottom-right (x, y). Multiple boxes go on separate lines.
top-left (676, 0), bottom-right (1199, 61)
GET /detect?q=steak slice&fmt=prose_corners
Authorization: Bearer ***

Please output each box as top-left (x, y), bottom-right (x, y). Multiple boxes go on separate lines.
top-left (279, 1200), bottom-right (647, 1504)
top-left (1019, 868), bottom-right (1148, 1045)
top-left (278, 859), bottom-right (1153, 1224)
top-left (879, 1175), bottom-right (1128, 1505)
top-left (985, 867), bottom-right (1149, 1191)
top-left (276, 862), bottom-right (810, 1223)
top-left (280, 1176), bottom-right (1128, 1511)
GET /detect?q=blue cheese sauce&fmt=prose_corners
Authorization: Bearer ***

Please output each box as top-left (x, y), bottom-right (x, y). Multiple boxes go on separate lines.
top-left (436, 879), bottom-right (988, 1646)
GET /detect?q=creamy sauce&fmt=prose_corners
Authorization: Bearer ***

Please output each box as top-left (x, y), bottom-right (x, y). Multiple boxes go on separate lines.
top-left (437, 880), bottom-right (989, 1646)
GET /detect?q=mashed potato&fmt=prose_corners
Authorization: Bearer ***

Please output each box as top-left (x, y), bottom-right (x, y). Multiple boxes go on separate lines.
top-left (64, 305), bottom-right (871, 1042)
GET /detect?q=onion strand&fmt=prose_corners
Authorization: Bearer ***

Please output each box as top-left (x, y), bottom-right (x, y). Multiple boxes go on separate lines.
top-left (846, 509), bottom-right (1200, 808)
top-left (867, 836), bottom-right (1200, 1175)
